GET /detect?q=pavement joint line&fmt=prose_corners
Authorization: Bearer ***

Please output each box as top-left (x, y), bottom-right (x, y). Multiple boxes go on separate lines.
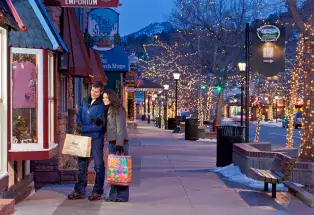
top-left (268, 133), bottom-right (301, 139)
top-left (166, 154), bottom-right (196, 210)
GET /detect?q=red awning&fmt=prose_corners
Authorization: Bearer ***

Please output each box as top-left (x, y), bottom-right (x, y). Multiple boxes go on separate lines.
top-left (62, 8), bottom-right (92, 77)
top-left (85, 48), bottom-right (107, 84)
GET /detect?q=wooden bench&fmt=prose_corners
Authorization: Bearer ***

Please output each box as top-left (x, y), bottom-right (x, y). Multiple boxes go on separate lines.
top-left (249, 153), bottom-right (296, 198)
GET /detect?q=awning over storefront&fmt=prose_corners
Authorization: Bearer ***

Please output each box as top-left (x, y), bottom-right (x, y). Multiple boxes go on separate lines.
top-left (62, 7), bottom-right (92, 77)
top-left (85, 48), bottom-right (107, 84)
top-left (98, 46), bottom-right (129, 73)
top-left (8, 0), bottom-right (67, 51)
top-left (0, 0), bottom-right (20, 31)
top-left (133, 78), bottom-right (164, 92)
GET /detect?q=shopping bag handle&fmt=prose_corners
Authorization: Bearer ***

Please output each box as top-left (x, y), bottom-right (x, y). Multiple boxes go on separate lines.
top-left (116, 151), bottom-right (125, 156)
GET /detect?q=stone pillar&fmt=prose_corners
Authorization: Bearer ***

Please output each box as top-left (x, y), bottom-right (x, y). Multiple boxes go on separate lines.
top-left (58, 112), bottom-right (68, 169)
top-left (68, 108), bottom-right (78, 134)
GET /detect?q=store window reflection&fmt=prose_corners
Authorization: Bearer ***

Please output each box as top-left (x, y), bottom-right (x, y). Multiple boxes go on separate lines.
top-left (12, 53), bottom-right (37, 144)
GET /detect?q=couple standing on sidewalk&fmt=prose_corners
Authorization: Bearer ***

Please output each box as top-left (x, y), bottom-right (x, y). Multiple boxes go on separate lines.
top-left (67, 81), bottom-right (129, 202)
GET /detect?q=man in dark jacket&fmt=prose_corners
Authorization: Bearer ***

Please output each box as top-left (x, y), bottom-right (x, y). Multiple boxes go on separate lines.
top-left (68, 81), bottom-right (105, 201)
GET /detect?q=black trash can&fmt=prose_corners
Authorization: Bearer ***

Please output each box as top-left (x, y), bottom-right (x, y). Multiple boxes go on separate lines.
top-left (216, 126), bottom-right (244, 167)
top-left (185, 119), bottom-right (199, 140)
top-left (168, 118), bottom-right (176, 130)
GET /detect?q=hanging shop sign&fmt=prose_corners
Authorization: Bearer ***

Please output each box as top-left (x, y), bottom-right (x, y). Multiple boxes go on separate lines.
top-left (88, 8), bottom-right (119, 50)
top-left (251, 25), bottom-right (285, 77)
top-left (43, 0), bottom-right (120, 8)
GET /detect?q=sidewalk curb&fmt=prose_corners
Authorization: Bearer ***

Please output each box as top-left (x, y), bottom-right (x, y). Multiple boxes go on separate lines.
top-left (284, 181), bottom-right (314, 207)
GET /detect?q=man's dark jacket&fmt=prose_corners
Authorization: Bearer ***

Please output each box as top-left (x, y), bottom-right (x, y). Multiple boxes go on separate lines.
top-left (76, 95), bottom-right (104, 139)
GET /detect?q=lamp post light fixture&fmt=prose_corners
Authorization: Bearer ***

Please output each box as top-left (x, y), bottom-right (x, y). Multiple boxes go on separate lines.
top-left (238, 61), bottom-right (246, 127)
top-left (173, 73), bottom-right (180, 117)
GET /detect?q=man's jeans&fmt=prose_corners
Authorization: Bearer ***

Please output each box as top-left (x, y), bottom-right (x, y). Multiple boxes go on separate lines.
top-left (74, 138), bottom-right (105, 195)
top-left (108, 143), bottom-right (130, 202)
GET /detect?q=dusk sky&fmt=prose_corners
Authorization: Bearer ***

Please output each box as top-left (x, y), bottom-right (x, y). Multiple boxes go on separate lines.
top-left (116, 0), bottom-right (175, 36)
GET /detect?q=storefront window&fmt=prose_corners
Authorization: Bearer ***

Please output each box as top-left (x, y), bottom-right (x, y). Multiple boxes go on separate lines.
top-left (8, 48), bottom-right (58, 160)
top-left (11, 52), bottom-right (38, 144)
top-left (11, 49), bottom-right (40, 144)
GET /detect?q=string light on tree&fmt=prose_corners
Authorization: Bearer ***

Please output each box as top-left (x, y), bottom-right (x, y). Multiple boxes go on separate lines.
top-left (286, 36), bottom-right (304, 148)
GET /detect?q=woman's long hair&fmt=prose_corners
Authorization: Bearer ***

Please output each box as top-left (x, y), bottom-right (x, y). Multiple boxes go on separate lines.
top-left (104, 89), bottom-right (121, 115)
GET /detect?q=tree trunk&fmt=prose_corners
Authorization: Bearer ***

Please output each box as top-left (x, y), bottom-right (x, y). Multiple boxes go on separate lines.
top-left (286, 37), bottom-right (304, 148)
top-left (254, 105), bottom-right (262, 142)
top-left (287, 0), bottom-right (306, 33)
top-left (287, 0), bottom-right (314, 160)
top-left (299, 34), bottom-right (314, 161)
top-left (268, 103), bottom-right (273, 121)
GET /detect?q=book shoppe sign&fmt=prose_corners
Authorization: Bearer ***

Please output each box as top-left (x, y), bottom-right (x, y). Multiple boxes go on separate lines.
top-left (88, 8), bottom-right (119, 50)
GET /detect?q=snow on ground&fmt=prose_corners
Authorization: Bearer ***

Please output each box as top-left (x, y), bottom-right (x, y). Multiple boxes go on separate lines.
top-left (180, 133), bottom-right (217, 142)
top-left (211, 164), bottom-right (288, 191)
top-left (197, 138), bottom-right (217, 142)
top-left (252, 120), bottom-right (283, 128)
top-left (222, 118), bottom-right (235, 122)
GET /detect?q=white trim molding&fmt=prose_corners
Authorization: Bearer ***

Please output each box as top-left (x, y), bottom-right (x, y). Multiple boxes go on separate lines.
top-left (0, 26), bottom-right (8, 177)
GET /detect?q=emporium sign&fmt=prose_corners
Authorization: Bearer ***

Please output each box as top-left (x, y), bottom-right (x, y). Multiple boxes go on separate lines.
top-left (43, 0), bottom-right (120, 8)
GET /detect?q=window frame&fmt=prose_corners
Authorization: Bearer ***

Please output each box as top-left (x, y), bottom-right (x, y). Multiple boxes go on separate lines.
top-left (8, 48), bottom-right (58, 161)
top-left (59, 74), bottom-right (68, 112)
top-left (10, 48), bottom-right (43, 148)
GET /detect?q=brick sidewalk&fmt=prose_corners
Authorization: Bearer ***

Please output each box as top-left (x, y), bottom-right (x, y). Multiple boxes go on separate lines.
top-left (13, 122), bottom-right (313, 215)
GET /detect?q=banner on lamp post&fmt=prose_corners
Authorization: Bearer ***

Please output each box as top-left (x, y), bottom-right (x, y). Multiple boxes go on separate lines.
top-left (251, 25), bottom-right (286, 77)
top-left (43, 0), bottom-right (120, 8)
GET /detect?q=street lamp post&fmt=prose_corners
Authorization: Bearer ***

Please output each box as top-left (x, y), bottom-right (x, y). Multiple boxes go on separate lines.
top-left (163, 84), bottom-right (169, 129)
top-left (157, 91), bottom-right (162, 128)
top-left (152, 97), bottom-right (155, 121)
top-left (173, 73), bottom-right (181, 133)
top-left (275, 96), bottom-right (279, 123)
top-left (238, 62), bottom-right (246, 127)
top-left (245, 23), bottom-right (251, 143)
top-left (147, 95), bottom-right (151, 124)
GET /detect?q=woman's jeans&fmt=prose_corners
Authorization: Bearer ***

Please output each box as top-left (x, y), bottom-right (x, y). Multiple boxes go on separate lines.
top-left (74, 138), bottom-right (105, 195)
top-left (108, 143), bottom-right (130, 202)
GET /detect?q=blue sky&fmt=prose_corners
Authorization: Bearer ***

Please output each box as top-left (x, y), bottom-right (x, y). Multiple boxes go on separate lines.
top-left (116, 0), bottom-right (175, 36)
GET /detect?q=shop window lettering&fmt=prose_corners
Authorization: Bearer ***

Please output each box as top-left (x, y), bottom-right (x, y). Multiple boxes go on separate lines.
top-left (12, 54), bottom-right (38, 144)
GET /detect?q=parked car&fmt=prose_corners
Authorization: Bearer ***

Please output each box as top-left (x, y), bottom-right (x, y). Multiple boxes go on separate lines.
top-left (282, 112), bottom-right (302, 128)
top-left (180, 111), bottom-right (191, 119)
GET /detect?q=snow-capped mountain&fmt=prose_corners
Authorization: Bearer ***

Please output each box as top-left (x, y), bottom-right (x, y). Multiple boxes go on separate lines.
top-left (122, 22), bottom-right (174, 40)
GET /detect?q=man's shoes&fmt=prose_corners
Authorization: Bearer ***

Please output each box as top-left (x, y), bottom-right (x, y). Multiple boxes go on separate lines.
top-left (88, 193), bottom-right (102, 201)
top-left (68, 191), bottom-right (85, 200)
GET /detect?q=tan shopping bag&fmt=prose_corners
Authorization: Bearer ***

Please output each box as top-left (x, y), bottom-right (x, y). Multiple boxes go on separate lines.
top-left (62, 134), bottom-right (92, 157)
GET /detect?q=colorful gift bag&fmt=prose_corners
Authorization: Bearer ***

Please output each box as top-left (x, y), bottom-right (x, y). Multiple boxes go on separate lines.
top-left (106, 154), bottom-right (132, 186)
